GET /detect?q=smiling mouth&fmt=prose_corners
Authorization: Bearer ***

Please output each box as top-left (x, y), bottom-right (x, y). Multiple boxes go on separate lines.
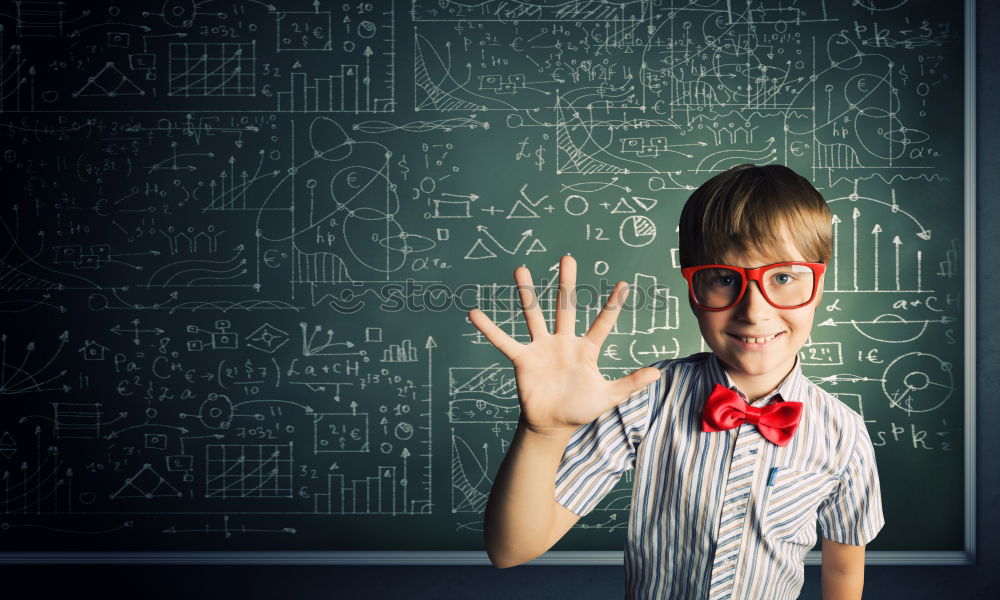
top-left (727, 332), bottom-right (783, 345)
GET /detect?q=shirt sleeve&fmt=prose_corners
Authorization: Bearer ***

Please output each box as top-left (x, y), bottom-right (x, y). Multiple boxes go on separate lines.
top-left (553, 369), bottom-right (661, 517)
top-left (816, 418), bottom-right (885, 546)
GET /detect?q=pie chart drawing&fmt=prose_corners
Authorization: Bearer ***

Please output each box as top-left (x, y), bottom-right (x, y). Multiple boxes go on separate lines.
top-left (620, 215), bottom-right (656, 247)
top-left (881, 352), bottom-right (953, 415)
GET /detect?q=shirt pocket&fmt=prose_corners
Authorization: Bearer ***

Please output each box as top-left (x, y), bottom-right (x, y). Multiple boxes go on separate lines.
top-left (760, 468), bottom-right (839, 542)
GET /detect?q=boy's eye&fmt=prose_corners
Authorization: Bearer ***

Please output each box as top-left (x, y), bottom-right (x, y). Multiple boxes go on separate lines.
top-left (772, 272), bottom-right (794, 285)
top-left (710, 273), bottom-right (739, 287)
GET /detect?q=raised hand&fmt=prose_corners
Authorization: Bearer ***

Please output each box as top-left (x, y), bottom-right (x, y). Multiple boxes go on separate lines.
top-left (467, 255), bottom-right (662, 435)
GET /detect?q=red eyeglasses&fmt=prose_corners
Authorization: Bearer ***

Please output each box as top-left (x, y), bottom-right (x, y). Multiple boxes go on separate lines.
top-left (680, 261), bottom-right (826, 311)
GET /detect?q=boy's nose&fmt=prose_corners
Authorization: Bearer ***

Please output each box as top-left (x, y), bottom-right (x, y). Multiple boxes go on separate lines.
top-left (734, 280), bottom-right (773, 321)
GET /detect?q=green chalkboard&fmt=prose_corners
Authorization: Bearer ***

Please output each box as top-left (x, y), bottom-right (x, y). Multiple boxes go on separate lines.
top-left (0, 0), bottom-right (971, 562)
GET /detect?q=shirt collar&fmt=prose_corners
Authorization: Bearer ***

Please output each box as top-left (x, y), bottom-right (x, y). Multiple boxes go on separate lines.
top-left (706, 353), bottom-right (808, 408)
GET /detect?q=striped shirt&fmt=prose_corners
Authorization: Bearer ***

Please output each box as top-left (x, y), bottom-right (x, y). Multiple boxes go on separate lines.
top-left (555, 352), bottom-right (884, 599)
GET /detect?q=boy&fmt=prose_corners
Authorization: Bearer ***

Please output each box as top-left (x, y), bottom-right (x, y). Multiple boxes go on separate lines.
top-left (466, 164), bottom-right (884, 599)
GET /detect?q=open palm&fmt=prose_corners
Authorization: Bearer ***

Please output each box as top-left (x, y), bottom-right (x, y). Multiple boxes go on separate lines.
top-left (467, 256), bottom-right (662, 434)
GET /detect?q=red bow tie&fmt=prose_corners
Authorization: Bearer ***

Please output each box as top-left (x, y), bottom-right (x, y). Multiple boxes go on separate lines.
top-left (701, 384), bottom-right (802, 447)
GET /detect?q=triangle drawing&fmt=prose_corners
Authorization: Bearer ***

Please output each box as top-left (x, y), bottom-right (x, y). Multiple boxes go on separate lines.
top-left (464, 239), bottom-right (496, 260)
top-left (110, 463), bottom-right (182, 499)
top-left (74, 62), bottom-right (146, 98)
top-left (610, 197), bottom-right (635, 214)
top-left (0, 431), bottom-right (15, 459)
top-left (506, 200), bottom-right (539, 219)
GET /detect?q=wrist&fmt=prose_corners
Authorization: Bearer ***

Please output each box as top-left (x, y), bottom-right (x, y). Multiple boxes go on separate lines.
top-left (517, 417), bottom-right (577, 446)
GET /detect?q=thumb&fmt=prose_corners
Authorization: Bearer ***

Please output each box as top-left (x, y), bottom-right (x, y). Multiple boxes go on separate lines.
top-left (608, 366), bottom-right (662, 405)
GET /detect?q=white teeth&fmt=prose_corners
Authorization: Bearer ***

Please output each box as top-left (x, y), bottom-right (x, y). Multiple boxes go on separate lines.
top-left (736, 333), bottom-right (779, 344)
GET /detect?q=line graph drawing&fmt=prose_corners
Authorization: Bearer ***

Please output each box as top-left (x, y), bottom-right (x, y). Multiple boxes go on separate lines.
top-left (168, 42), bottom-right (256, 97)
top-left (1, 444), bottom-right (66, 514)
top-left (0, 332), bottom-right (70, 396)
top-left (450, 430), bottom-right (491, 514)
top-left (205, 443), bottom-right (293, 499)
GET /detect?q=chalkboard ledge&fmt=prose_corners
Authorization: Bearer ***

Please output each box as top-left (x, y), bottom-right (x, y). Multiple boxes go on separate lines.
top-left (0, 551), bottom-right (974, 565)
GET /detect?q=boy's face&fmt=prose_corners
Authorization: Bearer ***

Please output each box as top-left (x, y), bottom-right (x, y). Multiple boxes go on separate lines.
top-left (690, 236), bottom-right (823, 396)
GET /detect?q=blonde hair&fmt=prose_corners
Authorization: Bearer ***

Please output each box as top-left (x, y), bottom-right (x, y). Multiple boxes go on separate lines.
top-left (678, 164), bottom-right (832, 267)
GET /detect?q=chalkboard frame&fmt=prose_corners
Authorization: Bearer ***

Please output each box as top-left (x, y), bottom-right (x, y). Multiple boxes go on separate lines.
top-left (0, 0), bottom-right (976, 566)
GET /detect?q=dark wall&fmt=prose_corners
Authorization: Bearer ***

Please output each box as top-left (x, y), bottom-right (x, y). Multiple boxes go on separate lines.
top-left (2, 1), bottom-right (998, 597)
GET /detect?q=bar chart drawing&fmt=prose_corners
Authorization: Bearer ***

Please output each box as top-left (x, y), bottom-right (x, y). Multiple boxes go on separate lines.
top-left (827, 190), bottom-right (932, 294)
top-left (277, 65), bottom-right (394, 113)
top-left (274, 5), bottom-right (396, 114)
top-left (318, 465), bottom-right (409, 515)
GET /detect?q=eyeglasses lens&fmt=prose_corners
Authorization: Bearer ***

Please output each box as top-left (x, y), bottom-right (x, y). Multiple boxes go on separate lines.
top-left (691, 264), bottom-right (814, 308)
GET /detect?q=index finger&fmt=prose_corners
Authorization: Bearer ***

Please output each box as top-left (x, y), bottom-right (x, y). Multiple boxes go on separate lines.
top-left (467, 309), bottom-right (524, 360)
